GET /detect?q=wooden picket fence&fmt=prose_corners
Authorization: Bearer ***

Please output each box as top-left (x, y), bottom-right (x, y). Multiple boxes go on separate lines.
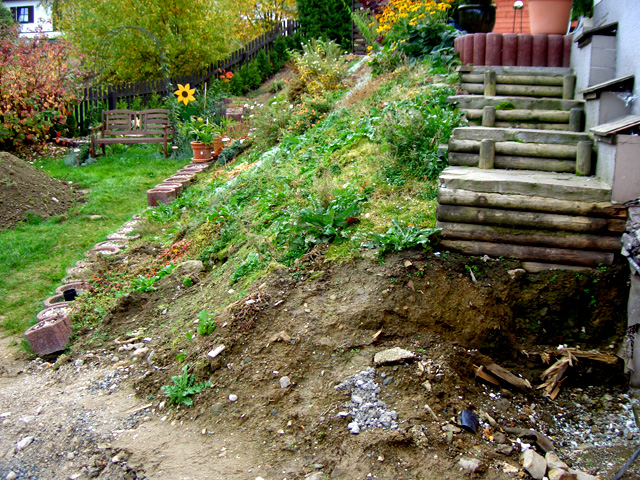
top-left (74, 20), bottom-right (300, 129)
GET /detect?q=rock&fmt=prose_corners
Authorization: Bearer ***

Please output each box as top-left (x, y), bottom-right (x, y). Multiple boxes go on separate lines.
top-left (6, 472), bottom-right (17, 480)
top-left (458, 457), bottom-right (482, 473)
top-left (522, 449), bottom-right (547, 480)
top-left (279, 376), bottom-right (291, 389)
top-left (305, 473), bottom-right (325, 480)
top-left (548, 468), bottom-right (577, 480)
top-left (348, 421), bottom-right (360, 434)
top-left (568, 469), bottom-right (598, 480)
top-left (211, 403), bottom-right (224, 415)
top-left (173, 260), bottom-right (205, 276)
top-left (228, 394), bottom-right (238, 402)
top-left (16, 436), bottom-right (34, 451)
top-left (496, 444), bottom-right (514, 455)
top-left (442, 424), bottom-right (462, 434)
top-left (494, 431), bottom-right (507, 444)
top-left (546, 451), bottom-right (569, 470)
top-left (373, 347), bottom-right (415, 365)
top-left (132, 347), bottom-right (149, 357)
top-left (74, 359), bottom-right (84, 367)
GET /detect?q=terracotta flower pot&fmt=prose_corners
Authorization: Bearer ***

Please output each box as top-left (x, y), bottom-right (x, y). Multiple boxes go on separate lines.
top-left (191, 141), bottom-right (213, 163)
top-left (528, 0), bottom-right (572, 34)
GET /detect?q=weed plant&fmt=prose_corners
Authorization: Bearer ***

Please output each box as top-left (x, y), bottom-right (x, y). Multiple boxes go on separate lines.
top-left (162, 364), bottom-right (211, 406)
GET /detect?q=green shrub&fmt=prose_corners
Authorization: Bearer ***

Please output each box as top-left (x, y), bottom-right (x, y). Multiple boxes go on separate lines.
top-left (362, 220), bottom-right (440, 257)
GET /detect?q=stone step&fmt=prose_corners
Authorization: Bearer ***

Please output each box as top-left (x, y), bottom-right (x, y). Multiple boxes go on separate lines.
top-left (448, 95), bottom-right (584, 111)
top-left (464, 108), bottom-right (571, 123)
top-left (450, 126), bottom-right (590, 144)
top-left (438, 166), bottom-right (611, 203)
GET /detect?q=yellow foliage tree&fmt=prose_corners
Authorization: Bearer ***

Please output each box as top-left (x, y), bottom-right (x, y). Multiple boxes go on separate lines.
top-left (52, 0), bottom-right (290, 82)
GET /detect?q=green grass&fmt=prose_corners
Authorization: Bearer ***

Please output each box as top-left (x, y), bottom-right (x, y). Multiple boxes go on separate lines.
top-left (0, 145), bottom-right (189, 335)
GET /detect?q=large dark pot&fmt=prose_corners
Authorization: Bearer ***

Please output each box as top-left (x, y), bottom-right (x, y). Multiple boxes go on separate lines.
top-left (458, 4), bottom-right (497, 34)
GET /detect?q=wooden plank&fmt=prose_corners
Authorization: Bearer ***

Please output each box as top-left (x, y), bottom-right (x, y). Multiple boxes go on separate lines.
top-left (590, 114), bottom-right (640, 137)
top-left (438, 187), bottom-right (625, 218)
top-left (448, 152), bottom-right (575, 172)
top-left (439, 239), bottom-right (615, 266)
top-left (436, 204), bottom-right (625, 234)
top-left (436, 221), bottom-right (621, 251)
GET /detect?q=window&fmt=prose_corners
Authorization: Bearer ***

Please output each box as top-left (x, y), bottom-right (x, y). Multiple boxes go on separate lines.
top-left (11, 6), bottom-right (34, 24)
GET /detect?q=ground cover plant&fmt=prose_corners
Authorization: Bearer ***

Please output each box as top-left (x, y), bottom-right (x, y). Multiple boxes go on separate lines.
top-left (0, 145), bottom-right (189, 335)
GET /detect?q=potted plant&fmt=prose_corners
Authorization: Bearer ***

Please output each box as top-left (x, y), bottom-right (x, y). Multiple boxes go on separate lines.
top-left (181, 117), bottom-right (216, 162)
top-left (457, 0), bottom-right (497, 34)
top-left (528, 0), bottom-right (575, 35)
top-left (211, 117), bottom-right (239, 157)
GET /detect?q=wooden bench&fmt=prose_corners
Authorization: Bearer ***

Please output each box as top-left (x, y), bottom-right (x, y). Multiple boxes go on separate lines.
top-left (90, 109), bottom-right (174, 157)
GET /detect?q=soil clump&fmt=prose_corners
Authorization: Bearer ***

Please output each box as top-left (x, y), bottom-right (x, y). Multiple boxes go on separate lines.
top-left (0, 152), bottom-right (81, 230)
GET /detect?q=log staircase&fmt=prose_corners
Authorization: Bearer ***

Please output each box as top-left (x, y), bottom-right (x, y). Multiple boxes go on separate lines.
top-left (436, 66), bottom-right (625, 268)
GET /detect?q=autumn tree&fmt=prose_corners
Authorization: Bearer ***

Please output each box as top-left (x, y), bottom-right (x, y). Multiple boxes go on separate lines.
top-left (51, 0), bottom-right (255, 82)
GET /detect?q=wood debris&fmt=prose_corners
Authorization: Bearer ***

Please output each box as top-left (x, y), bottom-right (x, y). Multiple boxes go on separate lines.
top-left (538, 347), bottom-right (618, 399)
top-left (469, 351), bottom-right (533, 392)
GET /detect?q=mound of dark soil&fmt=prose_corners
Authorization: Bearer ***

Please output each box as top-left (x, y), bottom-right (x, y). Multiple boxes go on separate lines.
top-left (0, 152), bottom-right (80, 230)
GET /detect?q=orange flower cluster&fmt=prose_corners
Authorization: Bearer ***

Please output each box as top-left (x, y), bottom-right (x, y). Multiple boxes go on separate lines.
top-left (376, 0), bottom-right (455, 35)
top-left (219, 71), bottom-right (234, 83)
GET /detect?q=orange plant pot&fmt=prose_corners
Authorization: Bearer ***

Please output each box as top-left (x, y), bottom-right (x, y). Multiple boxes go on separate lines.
top-left (191, 141), bottom-right (213, 163)
top-left (528, 0), bottom-right (572, 35)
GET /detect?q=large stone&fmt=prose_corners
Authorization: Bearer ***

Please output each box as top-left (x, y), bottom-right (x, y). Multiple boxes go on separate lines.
top-left (548, 468), bottom-right (577, 480)
top-left (373, 347), bottom-right (415, 366)
top-left (522, 449), bottom-right (547, 480)
top-left (458, 457), bottom-right (482, 473)
top-left (173, 260), bottom-right (205, 277)
top-left (545, 451), bottom-right (569, 471)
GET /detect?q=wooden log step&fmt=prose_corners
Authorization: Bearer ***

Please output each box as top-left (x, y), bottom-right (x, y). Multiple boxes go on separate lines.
top-left (439, 166), bottom-right (611, 203)
top-left (439, 240), bottom-right (615, 266)
top-left (461, 84), bottom-right (564, 97)
top-left (458, 65), bottom-right (572, 77)
top-left (448, 95), bottom-right (583, 111)
top-left (451, 126), bottom-right (590, 144)
top-left (435, 204), bottom-right (626, 234)
top-left (449, 138), bottom-right (577, 159)
top-left (492, 122), bottom-right (571, 131)
top-left (460, 73), bottom-right (565, 86)
top-left (436, 221), bottom-right (621, 251)
top-left (463, 109), bottom-right (571, 123)
top-left (448, 152), bottom-right (575, 172)
top-left (437, 187), bottom-right (626, 218)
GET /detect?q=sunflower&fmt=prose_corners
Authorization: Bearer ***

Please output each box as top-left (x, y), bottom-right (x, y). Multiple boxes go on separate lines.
top-left (174, 84), bottom-right (196, 105)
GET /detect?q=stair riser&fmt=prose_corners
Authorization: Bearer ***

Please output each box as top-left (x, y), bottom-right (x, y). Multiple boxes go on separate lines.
top-left (448, 152), bottom-right (575, 172)
top-left (436, 204), bottom-right (624, 234)
top-left (436, 222), bottom-right (621, 251)
top-left (462, 83), bottom-right (564, 97)
top-left (448, 95), bottom-right (583, 111)
top-left (451, 127), bottom-right (590, 144)
top-left (464, 109), bottom-right (571, 122)
top-left (450, 139), bottom-right (577, 159)
top-left (461, 73), bottom-right (565, 86)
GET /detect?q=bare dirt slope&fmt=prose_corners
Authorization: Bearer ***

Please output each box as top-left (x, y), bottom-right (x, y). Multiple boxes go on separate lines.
top-left (0, 152), bottom-right (80, 230)
top-left (1, 246), bottom-right (639, 480)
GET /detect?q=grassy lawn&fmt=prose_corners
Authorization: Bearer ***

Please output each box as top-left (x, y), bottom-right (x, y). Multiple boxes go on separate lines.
top-left (0, 145), bottom-right (189, 336)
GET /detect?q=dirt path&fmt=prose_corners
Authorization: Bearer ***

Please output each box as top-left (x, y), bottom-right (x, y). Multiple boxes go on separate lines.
top-left (0, 336), bottom-right (259, 480)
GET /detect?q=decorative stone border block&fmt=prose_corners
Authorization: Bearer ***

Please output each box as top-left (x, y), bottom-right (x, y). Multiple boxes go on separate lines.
top-left (147, 187), bottom-right (178, 207)
top-left (25, 317), bottom-right (72, 355)
top-left (454, 33), bottom-right (571, 67)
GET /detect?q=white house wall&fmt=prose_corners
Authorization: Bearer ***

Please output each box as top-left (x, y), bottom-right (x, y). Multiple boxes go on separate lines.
top-left (592, 0), bottom-right (640, 115)
top-left (2, 0), bottom-right (57, 37)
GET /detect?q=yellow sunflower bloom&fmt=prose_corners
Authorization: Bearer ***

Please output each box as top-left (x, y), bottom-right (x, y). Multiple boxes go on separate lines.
top-left (174, 84), bottom-right (196, 106)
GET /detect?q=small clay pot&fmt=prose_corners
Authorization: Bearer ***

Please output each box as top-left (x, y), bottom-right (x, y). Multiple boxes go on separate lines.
top-left (159, 181), bottom-right (184, 195)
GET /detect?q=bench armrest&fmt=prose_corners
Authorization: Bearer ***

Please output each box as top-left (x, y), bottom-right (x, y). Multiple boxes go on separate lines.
top-left (89, 123), bottom-right (103, 132)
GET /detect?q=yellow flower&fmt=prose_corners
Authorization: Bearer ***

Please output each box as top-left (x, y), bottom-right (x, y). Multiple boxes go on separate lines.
top-left (174, 84), bottom-right (195, 106)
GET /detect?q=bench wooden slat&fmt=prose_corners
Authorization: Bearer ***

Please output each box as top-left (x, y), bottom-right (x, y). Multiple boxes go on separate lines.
top-left (91, 109), bottom-right (174, 158)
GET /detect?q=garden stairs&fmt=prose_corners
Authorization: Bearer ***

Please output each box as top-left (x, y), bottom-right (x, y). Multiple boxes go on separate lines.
top-left (436, 66), bottom-right (625, 269)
